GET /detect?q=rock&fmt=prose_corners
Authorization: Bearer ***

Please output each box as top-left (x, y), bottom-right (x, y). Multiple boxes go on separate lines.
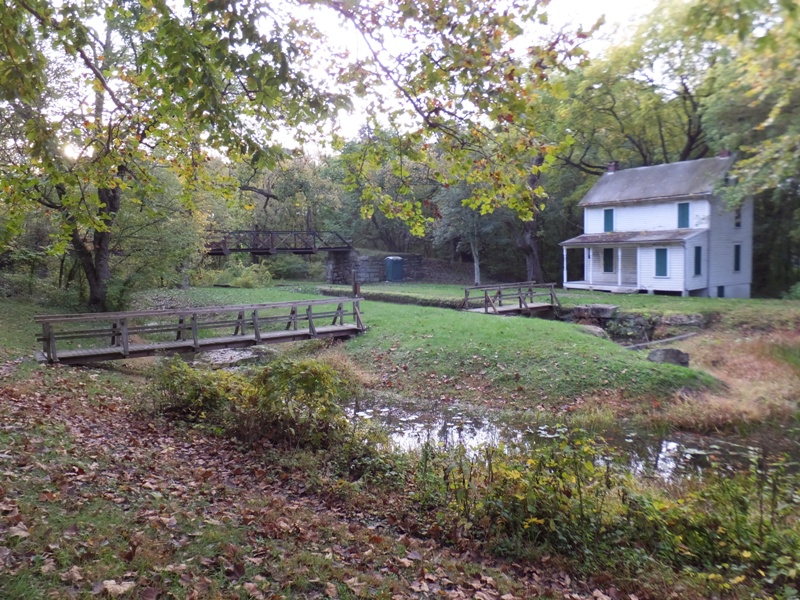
top-left (661, 313), bottom-right (707, 328)
top-left (577, 324), bottom-right (610, 339)
top-left (647, 348), bottom-right (690, 367)
top-left (573, 304), bottom-right (619, 319)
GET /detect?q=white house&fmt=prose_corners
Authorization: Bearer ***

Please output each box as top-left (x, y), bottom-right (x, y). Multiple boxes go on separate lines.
top-left (560, 155), bottom-right (753, 298)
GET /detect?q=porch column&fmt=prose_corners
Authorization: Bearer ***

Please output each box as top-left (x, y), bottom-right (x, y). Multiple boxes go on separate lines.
top-left (587, 248), bottom-right (593, 285)
top-left (562, 246), bottom-right (567, 286)
top-left (617, 247), bottom-right (622, 287)
top-left (636, 247), bottom-right (641, 290)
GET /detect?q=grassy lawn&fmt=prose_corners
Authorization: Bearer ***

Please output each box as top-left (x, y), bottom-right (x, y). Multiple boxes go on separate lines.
top-left (133, 288), bottom-right (715, 417)
top-left (322, 282), bottom-right (800, 329)
top-left (142, 286), bottom-right (798, 432)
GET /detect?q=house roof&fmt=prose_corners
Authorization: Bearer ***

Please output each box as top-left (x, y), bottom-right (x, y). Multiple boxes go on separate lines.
top-left (579, 156), bottom-right (736, 207)
top-left (560, 229), bottom-right (705, 247)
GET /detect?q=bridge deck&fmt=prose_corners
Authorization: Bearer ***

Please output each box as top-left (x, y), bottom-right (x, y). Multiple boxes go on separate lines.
top-left (35, 298), bottom-right (364, 365)
top-left (466, 303), bottom-right (554, 315)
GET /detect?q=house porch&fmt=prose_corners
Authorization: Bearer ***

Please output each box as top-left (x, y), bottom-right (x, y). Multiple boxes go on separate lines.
top-left (562, 246), bottom-right (641, 293)
top-left (562, 281), bottom-right (641, 294)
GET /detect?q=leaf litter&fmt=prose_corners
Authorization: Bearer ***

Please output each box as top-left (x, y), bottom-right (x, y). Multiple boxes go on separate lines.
top-left (1, 366), bottom-right (623, 599)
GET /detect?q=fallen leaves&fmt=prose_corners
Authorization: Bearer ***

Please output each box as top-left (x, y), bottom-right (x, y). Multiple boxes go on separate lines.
top-left (0, 370), bottom-right (627, 600)
top-left (99, 579), bottom-right (136, 597)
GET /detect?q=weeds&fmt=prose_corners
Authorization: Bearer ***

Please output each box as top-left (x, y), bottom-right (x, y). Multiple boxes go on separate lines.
top-left (407, 429), bottom-right (800, 596)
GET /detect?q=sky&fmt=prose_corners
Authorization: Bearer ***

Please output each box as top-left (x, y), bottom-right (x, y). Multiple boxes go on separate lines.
top-left (321, 0), bottom-right (660, 143)
top-left (546, 0), bottom-right (659, 37)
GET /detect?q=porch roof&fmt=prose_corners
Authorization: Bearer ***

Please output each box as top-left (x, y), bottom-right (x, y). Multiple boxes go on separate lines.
top-left (560, 229), bottom-right (704, 247)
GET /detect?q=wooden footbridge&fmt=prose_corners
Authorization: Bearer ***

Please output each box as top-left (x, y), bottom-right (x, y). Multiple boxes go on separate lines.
top-left (206, 230), bottom-right (352, 256)
top-left (35, 298), bottom-right (364, 365)
top-left (463, 282), bottom-right (561, 317)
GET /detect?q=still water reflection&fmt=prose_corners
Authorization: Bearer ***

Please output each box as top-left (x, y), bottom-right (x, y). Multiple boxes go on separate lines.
top-left (350, 396), bottom-right (800, 481)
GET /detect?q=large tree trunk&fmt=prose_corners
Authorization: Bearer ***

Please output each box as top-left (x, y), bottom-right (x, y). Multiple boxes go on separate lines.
top-left (469, 220), bottom-right (481, 285)
top-left (68, 185), bottom-right (123, 311)
top-left (510, 219), bottom-right (545, 283)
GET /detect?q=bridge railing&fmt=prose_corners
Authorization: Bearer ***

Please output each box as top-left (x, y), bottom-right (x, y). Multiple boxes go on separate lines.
top-left (463, 282), bottom-right (561, 313)
top-left (35, 297), bottom-right (364, 364)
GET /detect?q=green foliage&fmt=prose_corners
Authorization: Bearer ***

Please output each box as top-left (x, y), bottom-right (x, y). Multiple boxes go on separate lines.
top-left (267, 255), bottom-right (312, 280)
top-left (233, 358), bottom-right (351, 448)
top-left (193, 259), bottom-right (273, 289)
top-left (231, 263), bottom-right (273, 289)
top-left (412, 431), bottom-right (800, 595)
top-left (152, 356), bottom-right (352, 450)
top-left (330, 2), bottom-right (593, 233)
top-left (691, 0), bottom-right (800, 202)
top-left (150, 356), bottom-right (248, 422)
top-left (783, 283), bottom-right (800, 301)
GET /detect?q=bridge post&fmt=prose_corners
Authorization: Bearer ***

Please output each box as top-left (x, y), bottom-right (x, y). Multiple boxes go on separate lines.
top-left (252, 310), bottom-right (262, 342)
top-left (306, 305), bottom-right (317, 337)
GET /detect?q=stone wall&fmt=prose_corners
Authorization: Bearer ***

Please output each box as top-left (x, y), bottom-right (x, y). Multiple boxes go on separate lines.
top-left (326, 251), bottom-right (425, 284)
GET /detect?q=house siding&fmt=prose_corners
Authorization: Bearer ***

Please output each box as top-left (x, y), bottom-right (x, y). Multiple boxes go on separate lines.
top-left (587, 250), bottom-right (618, 285)
top-left (707, 197), bottom-right (753, 298)
top-left (585, 199), bottom-right (711, 233)
top-left (639, 246), bottom-right (685, 292)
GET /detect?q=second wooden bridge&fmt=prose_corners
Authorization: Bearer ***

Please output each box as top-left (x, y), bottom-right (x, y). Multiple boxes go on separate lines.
top-left (463, 282), bottom-right (561, 317)
top-left (35, 298), bottom-right (365, 365)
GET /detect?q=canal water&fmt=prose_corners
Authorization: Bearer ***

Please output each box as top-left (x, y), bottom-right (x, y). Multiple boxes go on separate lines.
top-left (197, 348), bottom-right (800, 480)
top-left (349, 393), bottom-right (800, 480)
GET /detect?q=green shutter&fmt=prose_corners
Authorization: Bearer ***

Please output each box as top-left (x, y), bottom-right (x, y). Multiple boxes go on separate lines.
top-left (678, 203), bottom-right (689, 228)
top-left (603, 248), bottom-right (614, 273)
top-left (694, 246), bottom-right (702, 276)
top-left (734, 244), bottom-right (741, 272)
top-left (655, 248), bottom-right (668, 277)
top-left (604, 209), bottom-right (614, 232)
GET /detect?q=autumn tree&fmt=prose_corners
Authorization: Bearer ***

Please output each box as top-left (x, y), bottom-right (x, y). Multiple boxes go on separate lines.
top-left (1, 0), bottom-right (600, 309)
top-left (0, 0), bottom-right (346, 310)
top-left (689, 0), bottom-right (799, 203)
top-left (323, 0), bottom-right (592, 235)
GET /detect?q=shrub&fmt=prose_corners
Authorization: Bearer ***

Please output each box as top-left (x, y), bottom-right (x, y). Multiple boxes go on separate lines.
top-left (783, 282), bottom-right (800, 300)
top-left (150, 356), bottom-right (353, 449)
top-left (231, 262), bottom-right (273, 288)
top-left (191, 259), bottom-right (273, 288)
top-left (412, 430), bottom-right (800, 593)
top-left (229, 358), bottom-right (351, 448)
top-left (266, 254), bottom-right (311, 280)
top-left (149, 355), bottom-right (250, 421)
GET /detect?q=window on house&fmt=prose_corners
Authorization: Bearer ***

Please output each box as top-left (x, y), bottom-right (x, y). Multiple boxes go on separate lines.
top-left (678, 202), bottom-right (690, 228)
top-left (694, 246), bottom-right (702, 276)
top-left (655, 248), bottom-right (668, 277)
top-left (734, 207), bottom-right (742, 228)
top-left (603, 248), bottom-right (614, 273)
top-left (604, 209), bottom-right (614, 232)
top-left (734, 244), bottom-right (741, 272)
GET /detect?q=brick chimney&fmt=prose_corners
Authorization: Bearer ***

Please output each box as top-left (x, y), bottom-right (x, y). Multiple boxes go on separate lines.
top-left (607, 161), bottom-right (620, 173)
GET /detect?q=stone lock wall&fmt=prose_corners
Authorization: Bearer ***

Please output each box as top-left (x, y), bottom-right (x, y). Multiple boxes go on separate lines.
top-left (326, 251), bottom-right (424, 284)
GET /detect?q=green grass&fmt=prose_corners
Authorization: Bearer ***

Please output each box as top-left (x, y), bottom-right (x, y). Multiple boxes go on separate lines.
top-left (0, 298), bottom-right (54, 358)
top-left (771, 344), bottom-right (800, 375)
top-left (322, 283), bottom-right (800, 331)
top-left (157, 287), bottom-right (716, 406)
top-left (348, 300), bottom-right (716, 404)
